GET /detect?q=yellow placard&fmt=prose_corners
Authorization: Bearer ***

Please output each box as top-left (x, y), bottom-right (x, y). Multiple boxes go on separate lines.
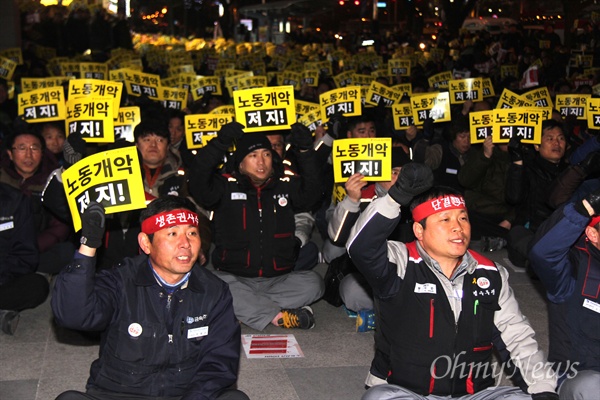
top-left (352, 74), bottom-right (373, 87)
top-left (365, 81), bottom-right (402, 107)
top-left (500, 65), bottom-right (519, 80)
top-left (21, 76), bottom-right (73, 93)
top-left (62, 146), bottom-right (146, 232)
top-left (184, 113), bottom-right (234, 149)
top-left (392, 83), bottom-right (412, 98)
top-left (0, 56), bottom-right (17, 81)
top-left (169, 64), bottom-right (195, 77)
top-left (391, 103), bottom-right (414, 130)
top-left (295, 99), bottom-right (320, 116)
top-left (233, 86), bottom-right (295, 133)
top-left (302, 69), bottom-right (320, 88)
top-left (157, 87), bottom-right (188, 111)
top-left (522, 87), bottom-right (554, 109)
top-left (411, 92), bottom-right (451, 125)
top-left (481, 78), bottom-right (495, 98)
top-left (114, 106), bottom-right (141, 142)
top-left (555, 94), bottom-right (590, 120)
top-left (68, 79), bottom-right (123, 119)
top-left (278, 70), bottom-right (302, 91)
top-left (319, 86), bottom-right (362, 123)
top-left (123, 70), bottom-right (162, 99)
top-left (210, 105), bottom-right (236, 115)
top-left (79, 62), bottom-right (109, 80)
top-left (7, 81), bottom-right (14, 100)
top-left (469, 110), bottom-right (494, 144)
top-left (492, 108), bottom-right (543, 145)
top-left (18, 86), bottom-right (66, 123)
top-left (66, 97), bottom-right (115, 143)
top-left (333, 71), bottom-right (354, 88)
top-left (428, 71), bottom-right (452, 90)
top-left (297, 109), bottom-right (323, 132)
top-left (332, 138), bottom-right (392, 183)
top-left (190, 76), bottom-right (222, 101)
top-left (0, 47), bottom-right (23, 65)
top-left (238, 75), bottom-right (268, 90)
top-left (388, 59), bottom-right (411, 77)
top-left (588, 98), bottom-right (600, 130)
top-left (497, 89), bottom-right (533, 109)
top-left (60, 62), bottom-right (81, 78)
top-left (449, 78), bottom-right (483, 104)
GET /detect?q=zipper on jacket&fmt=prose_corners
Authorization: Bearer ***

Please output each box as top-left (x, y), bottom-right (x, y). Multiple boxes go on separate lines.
top-left (429, 299), bottom-right (435, 338)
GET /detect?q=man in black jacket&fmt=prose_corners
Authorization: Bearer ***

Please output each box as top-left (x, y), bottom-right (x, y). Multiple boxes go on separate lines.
top-left (52, 196), bottom-right (248, 400)
top-left (189, 122), bottom-right (324, 331)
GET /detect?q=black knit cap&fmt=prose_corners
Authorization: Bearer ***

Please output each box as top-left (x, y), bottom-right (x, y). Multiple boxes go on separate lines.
top-left (234, 133), bottom-right (272, 165)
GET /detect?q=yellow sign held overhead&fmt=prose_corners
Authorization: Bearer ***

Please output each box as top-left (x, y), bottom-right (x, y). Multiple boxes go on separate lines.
top-left (469, 110), bottom-right (494, 144)
top-left (332, 138), bottom-right (392, 183)
top-left (496, 89), bottom-right (533, 109)
top-left (68, 79), bottom-right (123, 119)
top-left (319, 86), bottom-right (362, 123)
top-left (0, 56), bottom-right (17, 81)
top-left (428, 71), bottom-right (452, 90)
top-left (79, 62), bottom-right (109, 80)
top-left (555, 94), bottom-right (591, 121)
top-left (365, 81), bottom-right (402, 108)
top-left (66, 97), bottom-right (115, 143)
top-left (492, 108), bottom-right (543, 145)
top-left (588, 98), bottom-right (600, 130)
top-left (62, 146), bottom-right (146, 232)
top-left (411, 92), bottom-right (451, 125)
top-left (18, 86), bottom-right (66, 123)
top-left (522, 87), bottom-right (554, 109)
top-left (392, 103), bottom-right (414, 131)
top-left (184, 113), bottom-right (235, 149)
top-left (233, 86), bottom-right (295, 133)
top-left (114, 106), bottom-right (141, 142)
top-left (449, 78), bottom-right (483, 104)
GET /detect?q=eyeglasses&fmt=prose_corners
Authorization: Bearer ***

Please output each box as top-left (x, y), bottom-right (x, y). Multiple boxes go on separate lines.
top-left (11, 145), bottom-right (43, 153)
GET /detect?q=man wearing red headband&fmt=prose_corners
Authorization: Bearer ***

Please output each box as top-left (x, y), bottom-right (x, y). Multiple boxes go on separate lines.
top-left (51, 196), bottom-right (248, 400)
top-left (529, 188), bottom-right (600, 399)
top-left (346, 163), bottom-right (558, 400)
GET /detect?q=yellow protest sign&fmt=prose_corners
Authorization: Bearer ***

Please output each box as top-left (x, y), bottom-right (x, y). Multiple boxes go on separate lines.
top-left (114, 106), bottom-right (141, 142)
top-left (492, 108), bottom-right (543, 144)
top-left (500, 65), bottom-right (519, 80)
top-left (295, 99), bottom-right (320, 117)
top-left (157, 87), bottom-right (188, 111)
top-left (497, 89), bottom-right (533, 109)
top-left (21, 76), bottom-right (73, 93)
top-left (469, 110), bottom-right (494, 144)
top-left (278, 70), bottom-right (302, 91)
top-left (588, 98), bottom-right (600, 130)
top-left (333, 71), bottom-right (354, 88)
top-left (18, 86), bottom-right (66, 123)
top-left (522, 87), bottom-right (554, 109)
top-left (392, 83), bottom-right (412, 98)
top-left (0, 47), bottom-right (23, 65)
top-left (7, 81), bottom-right (14, 100)
top-left (238, 75), bottom-right (268, 90)
top-left (411, 92), bottom-right (451, 125)
top-left (388, 59), bottom-right (411, 77)
top-left (184, 113), bottom-right (235, 149)
top-left (428, 71), bottom-right (452, 90)
top-left (555, 94), bottom-right (590, 120)
top-left (365, 81), bottom-right (402, 107)
top-left (233, 86), bottom-right (295, 133)
top-left (481, 78), bottom-right (495, 98)
top-left (352, 74), bottom-right (373, 87)
top-left (210, 105), bottom-right (236, 114)
top-left (0, 56), bottom-right (17, 81)
top-left (449, 78), bottom-right (483, 104)
top-left (332, 138), bottom-right (392, 183)
top-left (123, 69), bottom-right (161, 99)
top-left (190, 76), bottom-right (222, 101)
top-left (320, 86), bottom-right (362, 123)
top-left (392, 103), bottom-right (414, 130)
top-left (297, 108), bottom-right (323, 132)
top-left (169, 64), bottom-right (195, 77)
top-left (62, 146), bottom-right (146, 232)
top-left (302, 69), bottom-right (320, 88)
top-left (68, 79), bottom-right (123, 119)
top-left (60, 61), bottom-right (81, 78)
top-left (79, 62), bottom-right (109, 80)
top-left (66, 97), bottom-right (115, 143)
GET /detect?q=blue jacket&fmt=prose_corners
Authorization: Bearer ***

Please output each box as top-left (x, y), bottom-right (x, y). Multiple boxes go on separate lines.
top-left (529, 202), bottom-right (600, 372)
top-left (52, 253), bottom-right (241, 400)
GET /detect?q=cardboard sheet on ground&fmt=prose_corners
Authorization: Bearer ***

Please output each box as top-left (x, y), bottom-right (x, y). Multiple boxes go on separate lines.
top-left (242, 334), bottom-right (304, 359)
top-left (62, 146), bottom-right (146, 232)
top-left (332, 138), bottom-right (392, 183)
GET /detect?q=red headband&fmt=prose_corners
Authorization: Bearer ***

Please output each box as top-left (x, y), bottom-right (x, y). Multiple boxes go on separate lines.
top-left (141, 209), bottom-right (199, 234)
top-left (412, 195), bottom-right (467, 222)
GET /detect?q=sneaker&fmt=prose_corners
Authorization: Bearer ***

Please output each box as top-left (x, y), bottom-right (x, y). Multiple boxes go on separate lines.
top-left (356, 309), bottom-right (376, 332)
top-left (0, 310), bottom-right (20, 335)
top-left (279, 306), bottom-right (315, 329)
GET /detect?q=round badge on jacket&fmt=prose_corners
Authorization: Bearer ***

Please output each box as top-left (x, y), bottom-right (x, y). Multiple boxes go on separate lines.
top-left (128, 322), bottom-right (143, 337)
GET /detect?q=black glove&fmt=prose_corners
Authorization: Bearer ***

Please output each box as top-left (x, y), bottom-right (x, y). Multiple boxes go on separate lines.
top-left (508, 135), bottom-right (524, 163)
top-left (290, 123), bottom-right (314, 151)
top-left (531, 392), bottom-right (559, 400)
top-left (584, 187), bottom-right (600, 216)
top-left (63, 131), bottom-right (87, 166)
top-left (326, 113), bottom-right (347, 139)
top-left (216, 121), bottom-right (245, 149)
top-left (387, 162), bottom-right (434, 207)
top-left (579, 150), bottom-right (600, 176)
top-left (80, 201), bottom-right (106, 249)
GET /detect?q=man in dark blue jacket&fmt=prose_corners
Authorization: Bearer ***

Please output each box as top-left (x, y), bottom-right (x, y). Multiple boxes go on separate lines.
top-left (52, 196), bottom-right (248, 400)
top-left (529, 188), bottom-right (600, 399)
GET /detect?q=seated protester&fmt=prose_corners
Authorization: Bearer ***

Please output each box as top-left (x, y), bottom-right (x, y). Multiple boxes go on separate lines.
top-left (505, 119), bottom-right (568, 269)
top-left (188, 122), bottom-right (324, 331)
top-left (266, 129), bottom-right (319, 271)
top-left (52, 196), bottom-right (248, 400)
top-left (0, 182), bottom-right (49, 335)
top-left (528, 189), bottom-right (600, 400)
top-left (0, 127), bottom-right (74, 275)
top-left (458, 135), bottom-right (514, 251)
top-left (39, 121), bottom-right (66, 166)
top-left (346, 170), bottom-right (559, 400)
top-left (167, 109), bottom-right (195, 170)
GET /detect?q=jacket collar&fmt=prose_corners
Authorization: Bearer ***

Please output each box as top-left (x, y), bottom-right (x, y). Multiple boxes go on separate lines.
top-left (133, 255), bottom-right (204, 292)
